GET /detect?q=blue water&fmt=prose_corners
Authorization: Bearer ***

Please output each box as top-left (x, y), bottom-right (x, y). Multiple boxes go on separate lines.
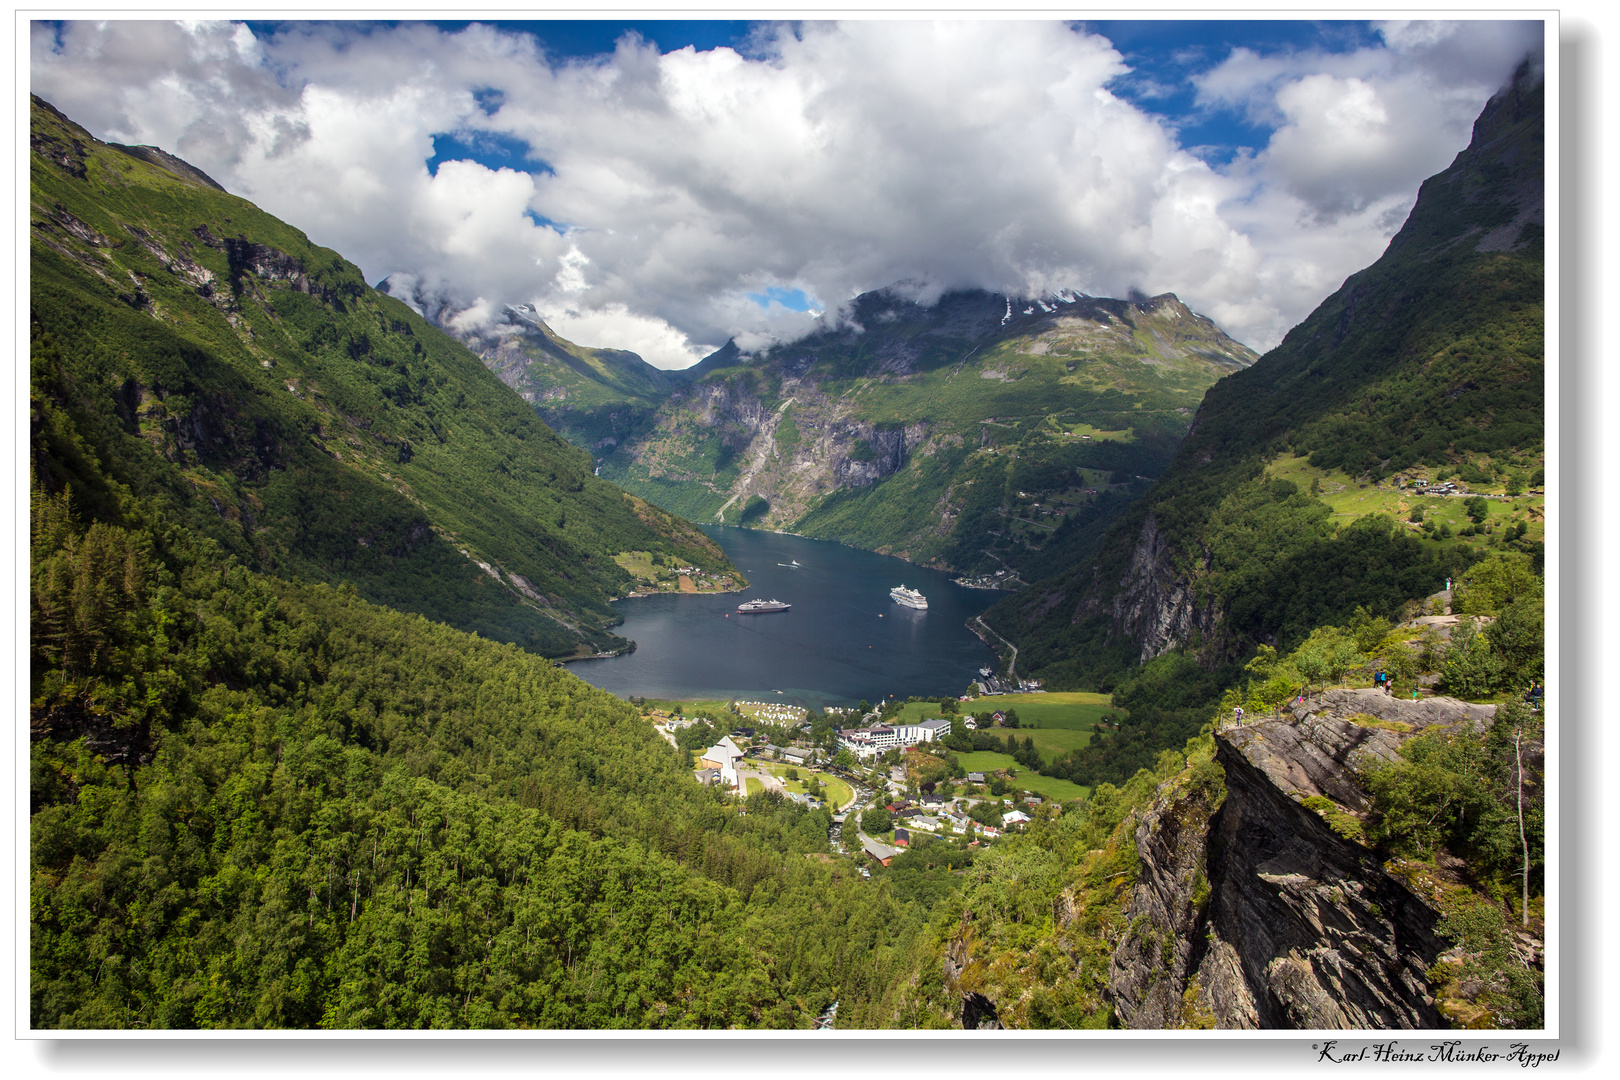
top-left (569, 526), bottom-right (1001, 708)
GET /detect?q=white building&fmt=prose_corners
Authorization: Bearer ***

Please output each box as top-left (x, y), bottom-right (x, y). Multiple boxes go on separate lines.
top-left (893, 718), bottom-right (952, 746)
top-left (699, 735), bottom-right (746, 788)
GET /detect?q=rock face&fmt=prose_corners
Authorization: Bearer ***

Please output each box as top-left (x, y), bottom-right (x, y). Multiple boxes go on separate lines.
top-left (1110, 691), bottom-right (1497, 1029)
top-left (942, 916), bottom-right (1005, 1029)
top-left (1108, 511), bottom-right (1220, 662)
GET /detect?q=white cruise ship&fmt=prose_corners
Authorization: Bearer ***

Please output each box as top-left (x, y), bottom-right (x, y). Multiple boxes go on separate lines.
top-left (890, 585), bottom-right (928, 610)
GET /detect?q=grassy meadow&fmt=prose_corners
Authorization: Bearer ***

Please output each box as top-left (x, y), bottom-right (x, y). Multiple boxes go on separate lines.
top-left (1265, 455), bottom-right (1545, 552)
top-left (949, 751), bottom-right (1091, 801)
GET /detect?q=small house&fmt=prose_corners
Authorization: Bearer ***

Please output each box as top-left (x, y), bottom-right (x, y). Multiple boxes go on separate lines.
top-left (862, 837), bottom-right (896, 866)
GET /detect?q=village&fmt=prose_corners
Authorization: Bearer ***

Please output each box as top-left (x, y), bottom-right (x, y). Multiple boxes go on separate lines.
top-left (645, 695), bottom-right (1074, 871)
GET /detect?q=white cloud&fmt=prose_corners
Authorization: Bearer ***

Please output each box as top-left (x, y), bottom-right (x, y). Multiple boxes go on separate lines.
top-left (1195, 21), bottom-right (1544, 219)
top-left (30, 18), bottom-right (1544, 365)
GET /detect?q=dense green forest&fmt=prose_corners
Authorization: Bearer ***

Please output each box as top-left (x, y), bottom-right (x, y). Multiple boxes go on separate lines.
top-left (30, 464), bottom-right (951, 1027)
top-left (29, 95), bottom-right (736, 659)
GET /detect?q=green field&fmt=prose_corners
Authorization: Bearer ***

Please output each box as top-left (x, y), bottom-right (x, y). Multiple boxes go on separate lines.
top-left (1265, 455), bottom-right (1545, 551)
top-left (1002, 727), bottom-right (1096, 763)
top-left (887, 693), bottom-right (1111, 765)
top-left (639, 699), bottom-right (736, 719)
top-left (888, 692), bottom-right (1116, 730)
top-left (969, 691), bottom-right (1117, 729)
top-left (819, 774), bottom-right (855, 811)
top-left (950, 751), bottom-right (1090, 801)
top-left (756, 761), bottom-right (854, 811)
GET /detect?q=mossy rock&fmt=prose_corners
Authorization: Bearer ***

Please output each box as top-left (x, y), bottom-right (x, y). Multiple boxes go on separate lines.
top-left (1347, 712), bottom-right (1414, 733)
top-left (1301, 794), bottom-right (1367, 842)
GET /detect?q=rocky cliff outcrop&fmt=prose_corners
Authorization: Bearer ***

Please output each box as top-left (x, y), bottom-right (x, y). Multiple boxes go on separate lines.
top-left (1110, 690), bottom-right (1499, 1029)
top-left (1106, 511), bottom-right (1220, 663)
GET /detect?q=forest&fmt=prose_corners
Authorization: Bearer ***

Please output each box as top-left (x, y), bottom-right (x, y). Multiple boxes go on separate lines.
top-left (30, 466), bottom-right (949, 1027)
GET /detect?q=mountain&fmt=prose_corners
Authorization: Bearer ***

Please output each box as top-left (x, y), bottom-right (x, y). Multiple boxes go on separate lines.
top-left (378, 285), bottom-right (689, 409)
top-left (439, 285), bottom-right (1257, 584)
top-left (29, 95), bottom-right (741, 660)
top-left (985, 61), bottom-right (1545, 693)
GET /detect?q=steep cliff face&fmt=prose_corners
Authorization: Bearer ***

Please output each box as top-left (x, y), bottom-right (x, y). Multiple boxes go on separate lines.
top-left (1107, 511), bottom-right (1221, 663)
top-left (1110, 690), bottom-right (1500, 1029)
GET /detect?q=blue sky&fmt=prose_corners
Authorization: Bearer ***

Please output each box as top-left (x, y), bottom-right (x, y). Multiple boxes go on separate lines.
top-left (1085, 20), bottom-right (1387, 164)
top-left (33, 18), bottom-right (1544, 366)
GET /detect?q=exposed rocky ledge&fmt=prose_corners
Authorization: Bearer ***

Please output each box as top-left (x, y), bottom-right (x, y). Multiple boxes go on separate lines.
top-left (1109, 690), bottom-right (1498, 1029)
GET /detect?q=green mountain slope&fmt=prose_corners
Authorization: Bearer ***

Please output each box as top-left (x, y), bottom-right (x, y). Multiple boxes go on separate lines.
top-left (29, 435), bottom-right (919, 1030)
top-left (472, 286), bottom-right (1256, 582)
top-left (29, 95), bottom-right (739, 659)
top-left (985, 61), bottom-right (1544, 693)
top-left (30, 96), bottom-right (936, 1031)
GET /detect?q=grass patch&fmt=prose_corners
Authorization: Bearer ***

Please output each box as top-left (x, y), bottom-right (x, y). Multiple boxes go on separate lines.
top-left (613, 550), bottom-right (661, 579)
top-left (638, 698), bottom-right (736, 719)
top-left (1300, 795), bottom-right (1366, 843)
top-left (887, 691), bottom-right (1118, 732)
top-left (1007, 727), bottom-right (1096, 761)
top-left (744, 777), bottom-right (763, 796)
top-left (820, 773), bottom-right (855, 811)
top-left (948, 751), bottom-right (1090, 801)
top-left (1346, 712), bottom-right (1415, 733)
top-left (1056, 423), bottom-right (1133, 442)
top-left (970, 691), bottom-right (1118, 730)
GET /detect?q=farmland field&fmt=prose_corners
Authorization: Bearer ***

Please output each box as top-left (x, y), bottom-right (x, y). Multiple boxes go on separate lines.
top-left (949, 751), bottom-right (1090, 801)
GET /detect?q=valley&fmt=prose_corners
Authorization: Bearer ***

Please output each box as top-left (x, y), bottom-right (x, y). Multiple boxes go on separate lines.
top-left (28, 49), bottom-right (1547, 1037)
top-left (421, 286), bottom-right (1257, 585)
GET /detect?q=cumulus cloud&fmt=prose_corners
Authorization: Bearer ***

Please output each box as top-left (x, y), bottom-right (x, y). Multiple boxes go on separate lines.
top-left (30, 18), bottom-right (1544, 366)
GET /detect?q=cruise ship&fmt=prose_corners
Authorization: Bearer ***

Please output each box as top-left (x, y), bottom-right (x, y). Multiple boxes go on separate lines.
top-left (737, 598), bottom-right (791, 614)
top-left (890, 585), bottom-right (928, 610)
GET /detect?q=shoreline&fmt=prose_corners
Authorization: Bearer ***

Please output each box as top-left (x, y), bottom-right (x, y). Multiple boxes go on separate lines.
top-left (615, 584), bottom-right (747, 601)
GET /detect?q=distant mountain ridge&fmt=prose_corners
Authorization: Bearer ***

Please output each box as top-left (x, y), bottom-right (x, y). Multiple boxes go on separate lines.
top-left (429, 282), bottom-right (1258, 583)
top-left (377, 280), bottom-right (689, 409)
